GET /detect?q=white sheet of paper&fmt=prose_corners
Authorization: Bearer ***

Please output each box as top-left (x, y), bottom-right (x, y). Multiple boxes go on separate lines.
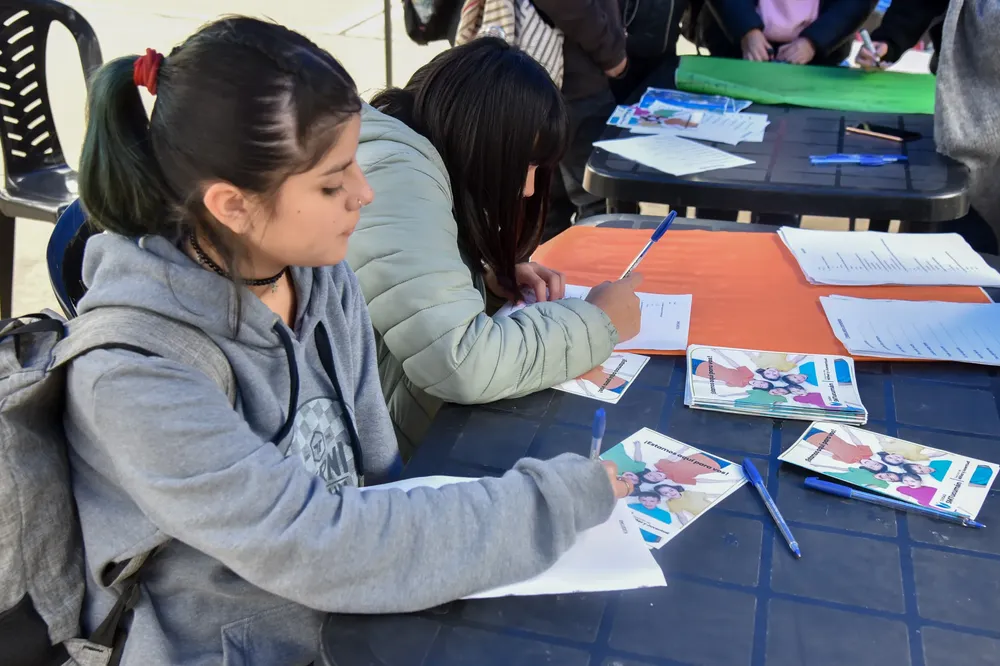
top-left (554, 351), bottom-right (650, 404)
top-left (593, 134), bottom-right (755, 176)
top-left (820, 295), bottom-right (1000, 366)
top-left (496, 285), bottom-right (692, 352)
top-left (361, 476), bottom-right (667, 598)
top-left (779, 227), bottom-right (1000, 287)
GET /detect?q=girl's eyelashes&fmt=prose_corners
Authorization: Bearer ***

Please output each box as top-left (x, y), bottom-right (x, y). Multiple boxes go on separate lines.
top-left (322, 186), bottom-right (344, 196)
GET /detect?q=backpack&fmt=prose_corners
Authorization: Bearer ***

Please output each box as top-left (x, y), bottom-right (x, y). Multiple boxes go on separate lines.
top-left (0, 307), bottom-right (235, 666)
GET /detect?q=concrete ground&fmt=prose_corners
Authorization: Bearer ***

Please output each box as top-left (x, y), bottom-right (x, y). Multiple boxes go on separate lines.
top-left (8, 0), bottom-right (930, 315)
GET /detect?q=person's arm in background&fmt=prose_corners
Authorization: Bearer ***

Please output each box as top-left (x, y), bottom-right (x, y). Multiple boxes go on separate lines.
top-left (861, 0), bottom-right (948, 65)
top-left (531, 0), bottom-right (628, 75)
top-left (704, 0), bottom-right (773, 60)
top-left (797, 0), bottom-right (878, 60)
top-left (350, 138), bottom-right (619, 405)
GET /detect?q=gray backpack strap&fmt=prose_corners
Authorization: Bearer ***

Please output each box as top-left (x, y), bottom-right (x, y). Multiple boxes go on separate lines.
top-left (54, 307), bottom-right (236, 405)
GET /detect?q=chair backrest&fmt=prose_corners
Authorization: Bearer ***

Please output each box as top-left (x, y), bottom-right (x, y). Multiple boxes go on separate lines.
top-left (0, 0), bottom-right (102, 186)
top-left (46, 198), bottom-right (93, 318)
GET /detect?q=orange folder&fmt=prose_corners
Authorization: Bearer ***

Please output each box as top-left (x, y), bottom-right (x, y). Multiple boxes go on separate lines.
top-left (532, 227), bottom-right (991, 358)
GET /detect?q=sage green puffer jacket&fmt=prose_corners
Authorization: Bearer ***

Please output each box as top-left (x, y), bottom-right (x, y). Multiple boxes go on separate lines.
top-left (349, 105), bottom-right (618, 457)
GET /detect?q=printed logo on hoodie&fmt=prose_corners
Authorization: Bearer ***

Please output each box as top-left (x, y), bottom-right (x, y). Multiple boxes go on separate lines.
top-left (288, 397), bottom-right (358, 491)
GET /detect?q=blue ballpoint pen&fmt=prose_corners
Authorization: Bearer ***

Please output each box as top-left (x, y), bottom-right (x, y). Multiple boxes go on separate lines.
top-left (589, 408), bottom-right (606, 460)
top-left (743, 459), bottom-right (801, 558)
top-left (810, 154), bottom-right (907, 166)
top-left (619, 211), bottom-right (676, 279)
top-left (805, 477), bottom-right (986, 529)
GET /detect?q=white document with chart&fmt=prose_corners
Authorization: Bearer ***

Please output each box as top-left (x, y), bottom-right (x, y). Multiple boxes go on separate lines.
top-left (778, 227), bottom-right (1000, 287)
top-left (820, 295), bottom-right (1000, 365)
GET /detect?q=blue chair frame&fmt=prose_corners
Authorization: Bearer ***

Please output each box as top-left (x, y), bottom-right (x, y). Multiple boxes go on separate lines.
top-left (46, 199), bottom-right (92, 318)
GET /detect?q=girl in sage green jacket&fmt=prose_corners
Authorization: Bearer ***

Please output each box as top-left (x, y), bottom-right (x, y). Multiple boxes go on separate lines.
top-left (349, 39), bottom-right (642, 456)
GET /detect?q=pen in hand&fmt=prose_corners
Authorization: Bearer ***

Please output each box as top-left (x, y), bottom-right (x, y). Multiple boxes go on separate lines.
top-left (620, 211), bottom-right (676, 280)
top-left (590, 408), bottom-right (606, 460)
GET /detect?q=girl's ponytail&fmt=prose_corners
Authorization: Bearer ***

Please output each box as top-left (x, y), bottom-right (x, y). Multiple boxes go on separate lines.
top-left (78, 56), bottom-right (167, 236)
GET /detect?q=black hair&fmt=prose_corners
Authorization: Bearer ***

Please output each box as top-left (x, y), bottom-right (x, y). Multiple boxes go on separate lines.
top-left (901, 463), bottom-right (931, 476)
top-left (370, 37), bottom-right (568, 294)
top-left (877, 451), bottom-right (903, 464)
top-left (782, 374), bottom-right (806, 385)
top-left (900, 473), bottom-right (923, 485)
top-left (641, 469), bottom-right (665, 482)
top-left (861, 460), bottom-right (890, 474)
top-left (633, 491), bottom-right (661, 500)
top-left (752, 381), bottom-right (775, 391)
top-left (79, 16), bottom-right (361, 322)
top-left (654, 483), bottom-right (684, 496)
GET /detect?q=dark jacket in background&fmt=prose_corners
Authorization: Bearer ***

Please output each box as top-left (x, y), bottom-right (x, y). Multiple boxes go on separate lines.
top-left (703, 0), bottom-right (876, 65)
top-left (533, 0), bottom-right (627, 100)
top-left (870, 0), bottom-right (946, 73)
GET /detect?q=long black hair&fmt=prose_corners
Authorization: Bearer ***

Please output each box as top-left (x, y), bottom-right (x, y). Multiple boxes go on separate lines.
top-left (370, 37), bottom-right (568, 294)
top-left (79, 16), bottom-right (361, 298)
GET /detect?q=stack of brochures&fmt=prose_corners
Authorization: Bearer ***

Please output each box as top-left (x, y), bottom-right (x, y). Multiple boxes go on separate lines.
top-left (684, 345), bottom-right (868, 424)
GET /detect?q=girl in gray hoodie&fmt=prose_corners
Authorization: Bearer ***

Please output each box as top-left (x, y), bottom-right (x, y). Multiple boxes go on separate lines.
top-left (66, 16), bottom-right (630, 666)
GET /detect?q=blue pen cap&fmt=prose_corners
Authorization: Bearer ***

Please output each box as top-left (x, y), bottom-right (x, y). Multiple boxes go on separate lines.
top-left (741, 458), bottom-right (764, 485)
top-left (650, 211), bottom-right (677, 241)
top-left (592, 408), bottom-right (606, 440)
top-left (804, 476), bottom-right (853, 498)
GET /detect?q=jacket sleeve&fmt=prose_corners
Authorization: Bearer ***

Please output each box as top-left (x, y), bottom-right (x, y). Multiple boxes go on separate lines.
top-left (705, 0), bottom-right (765, 43)
top-left (531, 0), bottom-right (627, 71)
top-left (349, 145), bottom-right (618, 405)
top-left (870, 0), bottom-right (948, 62)
top-left (72, 351), bottom-right (616, 613)
top-left (799, 0), bottom-right (877, 57)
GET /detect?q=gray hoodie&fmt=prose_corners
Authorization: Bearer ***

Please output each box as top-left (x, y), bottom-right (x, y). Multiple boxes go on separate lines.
top-left (64, 233), bottom-right (615, 666)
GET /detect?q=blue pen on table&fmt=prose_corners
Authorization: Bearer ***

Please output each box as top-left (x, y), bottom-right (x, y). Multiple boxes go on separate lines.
top-left (810, 154), bottom-right (907, 166)
top-left (859, 29), bottom-right (882, 66)
top-left (589, 408), bottom-right (606, 460)
top-left (743, 459), bottom-right (801, 558)
top-left (619, 211), bottom-right (676, 279)
top-left (805, 477), bottom-right (986, 529)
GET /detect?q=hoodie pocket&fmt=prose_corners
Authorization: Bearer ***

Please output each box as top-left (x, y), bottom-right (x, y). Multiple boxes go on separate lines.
top-left (220, 602), bottom-right (321, 666)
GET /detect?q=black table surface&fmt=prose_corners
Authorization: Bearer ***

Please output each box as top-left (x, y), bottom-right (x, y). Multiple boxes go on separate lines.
top-left (584, 106), bottom-right (970, 224)
top-left (322, 221), bottom-right (1000, 666)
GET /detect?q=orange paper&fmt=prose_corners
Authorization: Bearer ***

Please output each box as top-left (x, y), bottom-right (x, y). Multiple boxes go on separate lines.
top-left (532, 227), bottom-right (991, 357)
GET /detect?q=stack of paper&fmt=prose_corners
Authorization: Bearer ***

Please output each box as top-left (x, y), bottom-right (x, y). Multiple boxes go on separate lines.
top-left (554, 351), bottom-right (649, 405)
top-left (779, 423), bottom-right (998, 519)
top-left (601, 428), bottom-right (746, 549)
top-left (496, 285), bottom-right (693, 352)
top-left (607, 105), bottom-right (769, 145)
top-left (820, 295), bottom-right (1000, 366)
top-left (778, 227), bottom-right (1000, 287)
top-left (363, 476), bottom-right (667, 597)
top-left (684, 345), bottom-right (868, 424)
top-left (594, 134), bottom-right (755, 177)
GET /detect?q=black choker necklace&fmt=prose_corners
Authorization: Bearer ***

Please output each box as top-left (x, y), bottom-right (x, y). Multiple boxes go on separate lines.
top-left (188, 232), bottom-right (287, 293)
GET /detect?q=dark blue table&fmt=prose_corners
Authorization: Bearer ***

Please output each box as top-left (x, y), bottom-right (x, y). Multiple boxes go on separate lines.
top-left (322, 221), bottom-right (1000, 666)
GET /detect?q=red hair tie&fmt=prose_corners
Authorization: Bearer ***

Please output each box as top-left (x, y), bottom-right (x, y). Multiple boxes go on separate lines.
top-left (133, 48), bottom-right (164, 95)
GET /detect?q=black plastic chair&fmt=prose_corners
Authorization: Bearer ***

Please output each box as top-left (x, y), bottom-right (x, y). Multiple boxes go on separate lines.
top-left (0, 0), bottom-right (102, 318)
top-left (46, 198), bottom-right (91, 317)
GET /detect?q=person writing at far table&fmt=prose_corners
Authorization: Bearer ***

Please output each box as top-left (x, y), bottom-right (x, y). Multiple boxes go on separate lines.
top-left (701, 0), bottom-right (874, 65)
top-left (351, 39), bottom-right (643, 457)
top-left (855, 0), bottom-right (945, 73)
top-left (859, 0), bottom-right (999, 254)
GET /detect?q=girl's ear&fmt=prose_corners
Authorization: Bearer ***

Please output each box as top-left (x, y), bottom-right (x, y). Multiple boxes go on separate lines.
top-left (202, 182), bottom-right (253, 236)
